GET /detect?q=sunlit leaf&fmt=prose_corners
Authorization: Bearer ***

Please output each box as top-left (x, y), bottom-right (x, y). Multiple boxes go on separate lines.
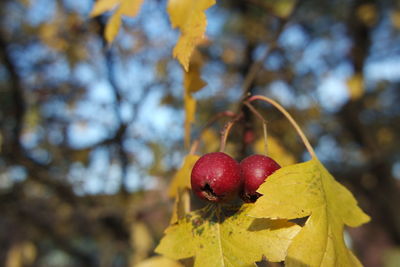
top-left (384, 248), bottom-right (400, 267)
top-left (90, 0), bottom-right (120, 17)
top-left (347, 73), bottom-right (364, 100)
top-left (262, 0), bottom-right (297, 18)
top-left (168, 154), bottom-right (199, 224)
top-left (184, 93), bottom-right (197, 148)
top-left (167, 0), bottom-right (215, 71)
top-left (156, 204), bottom-right (301, 267)
top-left (90, 0), bottom-right (144, 43)
top-left (6, 242), bottom-right (36, 267)
top-left (148, 142), bottom-right (166, 176)
top-left (356, 3), bottom-right (378, 26)
top-left (183, 51), bottom-right (206, 147)
top-left (131, 222), bottom-right (154, 264)
top-left (39, 22), bottom-right (68, 51)
top-left (249, 158), bottom-right (370, 266)
top-left (168, 154), bottom-right (200, 198)
top-left (390, 10), bottom-right (400, 29)
top-left (105, 10), bottom-right (122, 44)
top-left (120, 0), bottom-right (145, 16)
top-left (170, 189), bottom-right (191, 224)
top-left (135, 256), bottom-right (184, 267)
top-left (254, 136), bottom-right (296, 167)
top-left (201, 129), bottom-right (220, 153)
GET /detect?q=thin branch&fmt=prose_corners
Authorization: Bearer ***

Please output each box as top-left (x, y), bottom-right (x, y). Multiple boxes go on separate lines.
top-left (106, 49), bottom-right (130, 194)
top-left (0, 34), bottom-right (25, 152)
top-left (238, 2), bottom-right (300, 101)
top-left (219, 113), bottom-right (243, 152)
top-left (234, 2), bottom-right (301, 157)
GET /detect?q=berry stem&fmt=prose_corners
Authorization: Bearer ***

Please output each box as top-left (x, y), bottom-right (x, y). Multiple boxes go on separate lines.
top-left (189, 111), bottom-right (237, 154)
top-left (219, 114), bottom-right (243, 152)
top-left (247, 95), bottom-right (317, 159)
top-left (262, 122), bottom-right (268, 155)
top-left (244, 102), bottom-right (268, 155)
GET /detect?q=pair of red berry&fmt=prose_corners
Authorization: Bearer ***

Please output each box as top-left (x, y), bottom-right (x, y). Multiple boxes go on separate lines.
top-left (191, 152), bottom-right (281, 203)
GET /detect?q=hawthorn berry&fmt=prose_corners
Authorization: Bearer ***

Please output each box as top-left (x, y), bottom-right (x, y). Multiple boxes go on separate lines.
top-left (240, 154), bottom-right (281, 202)
top-left (191, 152), bottom-right (242, 202)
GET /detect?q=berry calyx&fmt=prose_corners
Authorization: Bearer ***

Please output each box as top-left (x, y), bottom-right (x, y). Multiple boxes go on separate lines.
top-left (240, 154), bottom-right (281, 202)
top-left (191, 152), bottom-right (242, 202)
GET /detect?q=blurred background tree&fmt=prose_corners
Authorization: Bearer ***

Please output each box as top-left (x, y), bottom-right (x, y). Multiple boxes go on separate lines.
top-left (0, 0), bottom-right (399, 266)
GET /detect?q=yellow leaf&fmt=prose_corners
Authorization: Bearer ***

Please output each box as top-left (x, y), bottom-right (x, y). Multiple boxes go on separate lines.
top-left (120, 0), bottom-right (144, 16)
top-left (184, 54), bottom-right (207, 94)
top-left (390, 10), bottom-right (400, 29)
top-left (39, 22), bottom-right (68, 51)
top-left (168, 154), bottom-right (200, 198)
top-left (184, 93), bottom-right (196, 147)
top-left (167, 0), bottom-right (215, 71)
top-left (347, 74), bottom-right (364, 100)
top-left (170, 189), bottom-right (191, 224)
top-left (130, 222), bottom-right (154, 264)
top-left (90, 0), bottom-right (120, 17)
top-left (6, 242), bottom-right (36, 267)
top-left (356, 3), bottom-right (378, 27)
top-left (156, 204), bottom-right (301, 267)
top-left (135, 256), bottom-right (184, 267)
top-left (201, 129), bottom-right (219, 153)
top-left (262, 0), bottom-right (297, 18)
top-left (384, 248), bottom-right (400, 267)
top-left (148, 142), bottom-right (165, 176)
top-left (254, 136), bottom-right (296, 167)
top-left (105, 10), bottom-right (122, 44)
top-left (183, 51), bottom-right (206, 147)
top-left (90, 0), bottom-right (144, 44)
top-left (248, 158), bottom-right (370, 267)
top-left (156, 58), bottom-right (169, 79)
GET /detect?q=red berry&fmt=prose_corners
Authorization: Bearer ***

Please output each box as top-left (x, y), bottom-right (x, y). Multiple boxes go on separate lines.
top-left (240, 154), bottom-right (281, 202)
top-left (191, 152), bottom-right (242, 202)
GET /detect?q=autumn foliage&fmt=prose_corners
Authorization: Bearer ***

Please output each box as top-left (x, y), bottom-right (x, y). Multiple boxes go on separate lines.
top-left (90, 3), bottom-right (372, 264)
top-left (4, 0), bottom-right (400, 266)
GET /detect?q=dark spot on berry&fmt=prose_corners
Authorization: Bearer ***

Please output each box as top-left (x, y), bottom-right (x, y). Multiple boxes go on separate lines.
top-left (201, 183), bottom-right (219, 201)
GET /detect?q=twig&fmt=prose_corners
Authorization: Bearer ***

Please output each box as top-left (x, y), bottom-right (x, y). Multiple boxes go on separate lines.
top-left (239, 0), bottom-right (301, 102)
top-left (0, 34), bottom-right (25, 152)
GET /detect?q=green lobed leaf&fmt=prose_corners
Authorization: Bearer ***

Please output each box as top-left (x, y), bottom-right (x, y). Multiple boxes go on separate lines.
top-left (156, 204), bottom-right (301, 267)
top-left (248, 158), bottom-right (370, 266)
